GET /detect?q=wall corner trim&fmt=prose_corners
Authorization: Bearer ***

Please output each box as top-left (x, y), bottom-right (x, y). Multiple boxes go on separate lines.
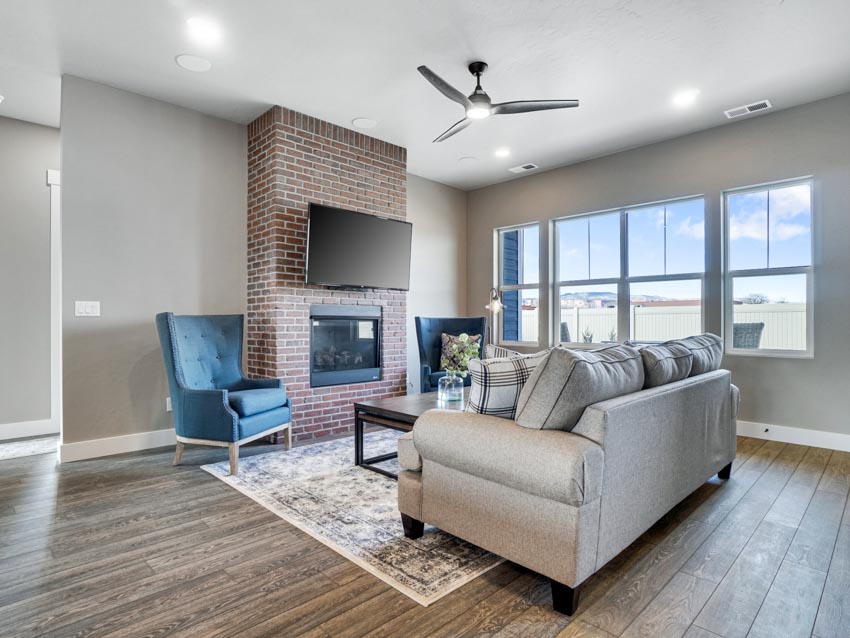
top-left (737, 420), bottom-right (850, 453)
top-left (0, 418), bottom-right (59, 442)
top-left (59, 427), bottom-right (176, 463)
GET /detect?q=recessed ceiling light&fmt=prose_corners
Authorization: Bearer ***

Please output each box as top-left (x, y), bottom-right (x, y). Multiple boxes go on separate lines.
top-left (494, 147), bottom-right (511, 158)
top-left (175, 54), bottom-right (212, 73)
top-left (352, 117), bottom-right (377, 129)
top-left (672, 88), bottom-right (700, 108)
top-left (457, 156), bottom-right (477, 166)
top-left (186, 17), bottom-right (222, 47)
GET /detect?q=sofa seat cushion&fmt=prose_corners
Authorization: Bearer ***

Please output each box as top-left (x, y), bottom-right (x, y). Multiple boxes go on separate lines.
top-left (413, 409), bottom-right (603, 506)
top-left (667, 333), bottom-right (722, 376)
top-left (515, 345), bottom-right (644, 431)
top-left (639, 343), bottom-right (693, 388)
top-left (228, 388), bottom-right (288, 418)
top-left (238, 405), bottom-right (291, 439)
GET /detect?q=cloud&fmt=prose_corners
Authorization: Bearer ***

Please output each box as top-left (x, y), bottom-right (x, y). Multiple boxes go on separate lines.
top-left (729, 184), bottom-right (810, 242)
top-left (674, 216), bottom-right (704, 240)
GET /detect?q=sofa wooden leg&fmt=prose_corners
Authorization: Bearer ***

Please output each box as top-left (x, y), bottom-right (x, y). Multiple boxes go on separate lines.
top-left (173, 441), bottom-right (184, 466)
top-left (718, 461), bottom-right (733, 480)
top-left (228, 443), bottom-right (239, 476)
top-left (550, 580), bottom-right (581, 616)
top-left (283, 426), bottom-right (292, 451)
top-left (401, 513), bottom-right (424, 539)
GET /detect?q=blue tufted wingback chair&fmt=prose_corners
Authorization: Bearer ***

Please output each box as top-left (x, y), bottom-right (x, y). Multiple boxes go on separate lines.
top-left (415, 316), bottom-right (487, 393)
top-left (156, 312), bottom-right (292, 475)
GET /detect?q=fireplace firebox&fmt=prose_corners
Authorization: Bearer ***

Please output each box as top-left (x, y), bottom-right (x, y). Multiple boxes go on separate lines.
top-left (309, 305), bottom-right (382, 388)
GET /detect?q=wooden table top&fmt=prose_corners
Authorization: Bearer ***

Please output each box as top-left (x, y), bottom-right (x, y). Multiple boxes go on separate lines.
top-left (354, 388), bottom-right (469, 422)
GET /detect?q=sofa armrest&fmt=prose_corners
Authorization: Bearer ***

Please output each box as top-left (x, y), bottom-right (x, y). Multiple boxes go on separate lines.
top-left (178, 388), bottom-right (239, 442)
top-left (398, 432), bottom-right (421, 471)
top-left (731, 383), bottom-right (740, 419)
top-left (413, 409), bottom-right (603, 506)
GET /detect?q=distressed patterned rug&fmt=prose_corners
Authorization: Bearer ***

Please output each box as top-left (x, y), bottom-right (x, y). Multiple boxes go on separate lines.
top-left (201, 430), bottom-right (502, 606)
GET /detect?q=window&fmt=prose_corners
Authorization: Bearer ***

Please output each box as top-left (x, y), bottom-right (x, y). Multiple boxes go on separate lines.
top-left (497, 224), bottom-right (540, 343)
top-left (553, 197), bottom-right (705, 344)
top-left (724, 179), bottom-right (812, 355)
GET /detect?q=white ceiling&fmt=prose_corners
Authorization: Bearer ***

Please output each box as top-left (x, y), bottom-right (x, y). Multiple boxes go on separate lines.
top-left (1, 0), bottom-right (849, 190)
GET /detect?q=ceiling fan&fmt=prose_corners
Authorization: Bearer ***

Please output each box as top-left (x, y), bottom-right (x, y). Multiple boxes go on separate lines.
top-left (417, 61), bottom-right (579, 142)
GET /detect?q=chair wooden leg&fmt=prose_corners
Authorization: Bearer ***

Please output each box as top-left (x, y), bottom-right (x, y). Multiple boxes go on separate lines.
top-left (283, 425), bottom-right (292, 451)
top-left (228, 443), bottom-right (239, 476)
top-left (173, 442), bottom-right (184, 466)
top-left (550, 580), bottom-right (581, 615)
top-left (718, 461), bottom-right (733, 480)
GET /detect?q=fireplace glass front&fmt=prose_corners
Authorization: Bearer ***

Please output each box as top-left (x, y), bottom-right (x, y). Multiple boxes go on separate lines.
top-left (310, 305), bottom-right (381, 388)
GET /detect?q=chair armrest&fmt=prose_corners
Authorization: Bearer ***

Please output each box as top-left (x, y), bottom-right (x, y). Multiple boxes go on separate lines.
top-left (234, 377), bottom-right (285, 392)
top-left (421, 364), bottom-right (432, 393)
top-left (178, 388), bottom-right (239, 442)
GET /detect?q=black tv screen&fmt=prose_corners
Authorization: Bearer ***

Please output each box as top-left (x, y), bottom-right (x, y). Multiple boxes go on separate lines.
top-left (306, 204), bottom-right (412, 290)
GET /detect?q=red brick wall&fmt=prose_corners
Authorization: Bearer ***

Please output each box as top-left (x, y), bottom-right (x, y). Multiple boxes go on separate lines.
top-left (247, 106), bottom-right (407, 441)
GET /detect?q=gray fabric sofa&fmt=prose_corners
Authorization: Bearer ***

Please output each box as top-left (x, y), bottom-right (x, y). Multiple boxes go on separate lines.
top-left (397, 368), bottom-right (739, 615)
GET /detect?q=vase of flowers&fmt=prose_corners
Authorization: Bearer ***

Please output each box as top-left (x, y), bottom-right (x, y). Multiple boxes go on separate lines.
top-left (438, 333), bottom-right (479, 402)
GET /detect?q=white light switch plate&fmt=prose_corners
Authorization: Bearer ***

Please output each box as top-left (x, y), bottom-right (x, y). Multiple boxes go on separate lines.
top-left (166, 397), bottom-right (172, 412)
top-left (75, 301), bottom-right (101, 317)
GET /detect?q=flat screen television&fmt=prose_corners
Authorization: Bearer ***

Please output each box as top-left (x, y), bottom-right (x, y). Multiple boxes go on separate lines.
top-left (305, 204), bottom-right (413, 290)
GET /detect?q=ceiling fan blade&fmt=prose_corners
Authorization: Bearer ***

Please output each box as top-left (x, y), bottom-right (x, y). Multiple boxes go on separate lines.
top-left (492, 99), bottom-right (579, 115)
top-left (418, 66), bottom-right (471, 108)
top-left (433, 118), bottom-right (472, 143)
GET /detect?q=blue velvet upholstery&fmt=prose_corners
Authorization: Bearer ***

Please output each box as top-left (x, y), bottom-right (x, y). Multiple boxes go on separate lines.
top-left (156, 312), bottom-right (291, 442)
top-left (415, 316), bottom-right (487, 393)
top-left (228, 388), bottom-right (288, 418)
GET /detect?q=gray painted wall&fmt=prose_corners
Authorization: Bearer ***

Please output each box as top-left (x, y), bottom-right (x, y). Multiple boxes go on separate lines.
top-left (60, 76), bottom-right (247, 444)
top-left (467, 92), bottom-right (850, 434)
top-left (406, 174), bottom-right (468, 393)
top-left (0, 116), bottom-right (58, 427)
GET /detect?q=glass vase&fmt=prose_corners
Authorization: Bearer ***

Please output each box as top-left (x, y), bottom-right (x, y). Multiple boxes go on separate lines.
top-left (438, 371), bottom-right (464, 403)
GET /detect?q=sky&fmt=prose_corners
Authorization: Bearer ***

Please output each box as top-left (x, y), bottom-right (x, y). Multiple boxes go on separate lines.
top-left (512, 184), bottom-right (810, 304)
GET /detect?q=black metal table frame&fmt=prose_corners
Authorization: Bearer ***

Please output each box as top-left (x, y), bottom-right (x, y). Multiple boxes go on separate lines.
top-left (353, 408), bottom-right (414, 480)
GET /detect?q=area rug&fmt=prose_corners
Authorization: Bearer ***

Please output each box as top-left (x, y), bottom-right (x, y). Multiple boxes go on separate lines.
top-left (201, 430), bottom-right (503, 606)
top-left (0, 436), bottom-right (57, 461)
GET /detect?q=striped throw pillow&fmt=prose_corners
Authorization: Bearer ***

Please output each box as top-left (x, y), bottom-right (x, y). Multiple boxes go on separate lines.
top-left (484, 343), bottom-right (521, 359)
top-left (465, 350), bottom-right (550, 419)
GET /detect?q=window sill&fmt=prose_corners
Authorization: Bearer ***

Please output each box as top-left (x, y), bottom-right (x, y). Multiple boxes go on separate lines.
top-left (724, 348), bottom-right (814, 360)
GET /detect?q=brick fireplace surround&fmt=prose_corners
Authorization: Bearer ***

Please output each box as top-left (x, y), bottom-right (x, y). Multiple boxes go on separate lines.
top-left (247, 106), bottom-right (408, 442)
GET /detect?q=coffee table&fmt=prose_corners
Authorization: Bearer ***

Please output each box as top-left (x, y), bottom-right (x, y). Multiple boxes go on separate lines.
top-left (353, 388), bottom-right (469, 479)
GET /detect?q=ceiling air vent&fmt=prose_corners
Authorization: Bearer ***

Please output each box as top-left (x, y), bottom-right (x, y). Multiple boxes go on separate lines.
top-left (508, 163), bottom-right (539, 174)
top-left (724, 99), bottom-right (773, 119)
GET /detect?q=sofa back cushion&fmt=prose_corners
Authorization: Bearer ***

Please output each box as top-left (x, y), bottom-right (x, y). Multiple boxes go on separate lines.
top-left (515, 344), bottom-right (644, 431)
top-left (667, 333), bottom-right (722, 376)
top-left (640, 343), bottom-right (693, 388)
top-left (466, 350), bottom-right (549, 419)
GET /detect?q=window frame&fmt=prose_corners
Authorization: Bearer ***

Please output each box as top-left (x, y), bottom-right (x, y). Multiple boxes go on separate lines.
top-left (496, 223), bottom-right (541, 346)
top-left (722, 177), bottom-right (814, 358)
top-left (552, 195), bottom-right (706, 345)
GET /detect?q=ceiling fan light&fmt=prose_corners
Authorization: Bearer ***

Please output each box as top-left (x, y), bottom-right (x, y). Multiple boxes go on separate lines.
top-left (466, 105), bottom-right (491, 119)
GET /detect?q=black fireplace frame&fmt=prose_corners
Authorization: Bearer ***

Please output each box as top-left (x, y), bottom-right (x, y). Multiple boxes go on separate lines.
top-left (309, 304), bottom-right (382, 388)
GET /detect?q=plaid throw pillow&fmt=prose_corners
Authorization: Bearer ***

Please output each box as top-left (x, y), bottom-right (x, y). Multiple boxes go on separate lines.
top-left (440, 333), bottom-right (481, 372)
top-left (484, 344), bottom-right (521, 359)
top-left (465, 350), bottom-right (550, 419)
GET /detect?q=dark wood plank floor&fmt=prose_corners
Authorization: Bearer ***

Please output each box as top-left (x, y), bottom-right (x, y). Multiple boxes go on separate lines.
top-left (0, 436), bottom-right (848, 637)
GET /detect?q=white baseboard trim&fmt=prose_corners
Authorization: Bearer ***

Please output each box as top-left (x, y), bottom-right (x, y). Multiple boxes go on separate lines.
top-left (0, 418), bottom-right (59, 441)
top-left (59, 428), bottom-right (176, 463)
top-left (737, 420), bottom-right (850, 453)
